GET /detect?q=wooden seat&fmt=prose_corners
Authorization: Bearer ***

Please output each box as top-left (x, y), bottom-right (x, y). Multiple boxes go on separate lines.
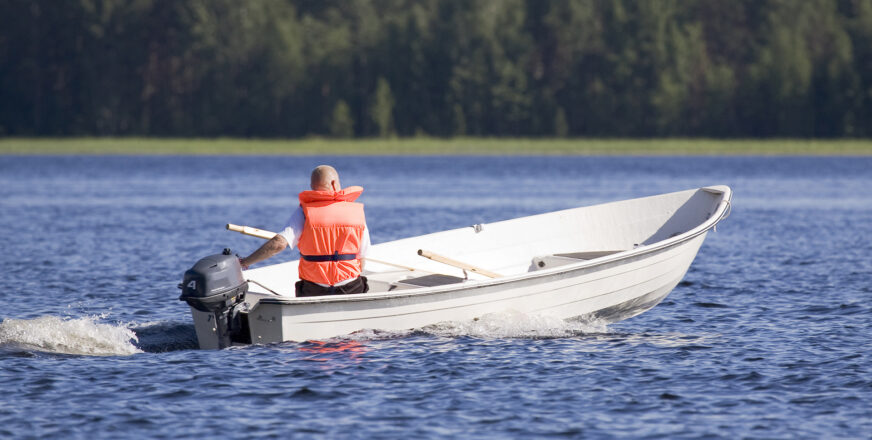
top-left (530, 250), bottom-right (625, 271)
top-left (554, 250), bottom-right (624, 260)
top-left (393, 274), bottom-right (466, 289)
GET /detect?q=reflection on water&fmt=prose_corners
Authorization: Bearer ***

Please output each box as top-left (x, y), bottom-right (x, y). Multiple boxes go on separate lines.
top-left (299, 340), bottom-right (368, 363)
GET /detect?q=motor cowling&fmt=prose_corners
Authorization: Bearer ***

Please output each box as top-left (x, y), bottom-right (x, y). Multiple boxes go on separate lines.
top-left (179, 248), bottom-right (248, 313)
top-left (179, 249), bottom-right (250, 349)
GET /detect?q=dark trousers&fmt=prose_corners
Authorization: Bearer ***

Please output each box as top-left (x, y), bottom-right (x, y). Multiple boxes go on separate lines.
top-left (295, 276), bottom-right (369, 297)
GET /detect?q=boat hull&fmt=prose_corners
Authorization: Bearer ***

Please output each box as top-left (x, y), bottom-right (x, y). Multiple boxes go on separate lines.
top-left (245, 233), bottom-right (707, 343)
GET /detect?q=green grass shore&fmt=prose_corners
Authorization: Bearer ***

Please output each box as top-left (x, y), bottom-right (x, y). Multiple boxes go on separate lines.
top-left (1, 137), bottom-right (871, 155)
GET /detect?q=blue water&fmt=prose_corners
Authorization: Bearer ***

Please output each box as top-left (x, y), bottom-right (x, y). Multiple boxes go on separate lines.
top-left (1, 155), bottom-right (871, 439)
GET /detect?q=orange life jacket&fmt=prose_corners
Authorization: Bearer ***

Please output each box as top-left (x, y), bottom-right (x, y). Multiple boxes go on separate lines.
top-left (297, 186), bottom-right (366, 285)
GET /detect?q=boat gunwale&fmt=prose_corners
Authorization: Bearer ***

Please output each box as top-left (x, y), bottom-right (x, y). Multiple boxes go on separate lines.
top-left (254, 185), bottom-right (732, 306)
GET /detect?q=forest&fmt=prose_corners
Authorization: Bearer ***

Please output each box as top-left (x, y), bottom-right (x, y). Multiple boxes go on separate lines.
top-left (1, 0), bottom-right (871, 138)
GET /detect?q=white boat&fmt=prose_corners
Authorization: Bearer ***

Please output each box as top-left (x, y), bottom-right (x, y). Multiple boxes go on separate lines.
top-left (182, 185), bottom-right (732, 349)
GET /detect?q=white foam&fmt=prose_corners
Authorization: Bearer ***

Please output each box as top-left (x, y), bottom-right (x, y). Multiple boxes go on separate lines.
top-left (424, 309), bottom-right (610, 339)
top-left (0, 315), bottom-right (142, 356)
top-left (342, 310), bottom-right (610, 341)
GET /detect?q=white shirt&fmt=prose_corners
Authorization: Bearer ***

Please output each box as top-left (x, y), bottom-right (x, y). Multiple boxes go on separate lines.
top-left (278, 206), bottom-right (371, 286)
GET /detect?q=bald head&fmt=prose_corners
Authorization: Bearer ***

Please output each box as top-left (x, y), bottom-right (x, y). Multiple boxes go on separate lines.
top-left (310, 165), bottom-right (341, 191)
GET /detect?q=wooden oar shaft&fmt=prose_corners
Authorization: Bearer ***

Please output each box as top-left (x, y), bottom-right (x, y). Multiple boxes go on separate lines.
top-left (227, 223), bottom-right (276, 240)
top-left (417, 249), bottom-right (501, 278)
top-left (366, 258), bottom-right (423, 272)
top-left (227, 223), bottom-right (429, 273)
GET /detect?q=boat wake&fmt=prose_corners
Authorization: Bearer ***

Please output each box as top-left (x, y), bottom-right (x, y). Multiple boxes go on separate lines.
top-left (343, 310), bottom-right (611, 341)
top-left (0, 316), bottom-right (200, 356)
top-left (0, 311), bottom-right (605, 355)
top-left (0, 315), bottom-right (142, 356)
top-left (423, 310), bottom-right (611, 339)
top-left (130, 321), bottom-right (199, 352)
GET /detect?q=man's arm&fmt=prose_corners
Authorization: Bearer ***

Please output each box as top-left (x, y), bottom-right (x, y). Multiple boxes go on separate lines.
top-left (239, 234), bottom-right (288, 269)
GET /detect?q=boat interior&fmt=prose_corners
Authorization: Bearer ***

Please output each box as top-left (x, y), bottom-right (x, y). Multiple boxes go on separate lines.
top-left (243, 186), bottom-right (729, 297)
top-left (359, 249), bottom-right (627, 293)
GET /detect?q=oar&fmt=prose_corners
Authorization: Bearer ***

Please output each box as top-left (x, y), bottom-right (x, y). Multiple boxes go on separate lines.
top-left (417, 249), bottom-right (502, 278)
top-left (227, 223), bottom-right (275, 240)
top-left (226, 223), bottom-right (428, 273)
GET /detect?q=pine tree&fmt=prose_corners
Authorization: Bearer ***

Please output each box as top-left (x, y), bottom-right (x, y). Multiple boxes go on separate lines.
top-left (329, 100), bottom-right (355, 138)
top-left (554, 107), bottom-right (569, 137)
top-left (369, 77), bottom-right (396, 137)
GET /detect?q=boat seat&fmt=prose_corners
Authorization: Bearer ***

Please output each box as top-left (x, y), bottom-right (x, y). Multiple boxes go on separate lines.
top-left (366, 279), bottom-right (394, 293)
top-left (392, 274), bottom-right (466, 290)
top-left (554, 250), bottom-right (624, 260)
top-left (530, 250), bottom-right (625, 271)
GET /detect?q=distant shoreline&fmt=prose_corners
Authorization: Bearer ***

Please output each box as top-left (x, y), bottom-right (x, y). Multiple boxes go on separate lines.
top-left (2, 137), bottom-right (871, 156)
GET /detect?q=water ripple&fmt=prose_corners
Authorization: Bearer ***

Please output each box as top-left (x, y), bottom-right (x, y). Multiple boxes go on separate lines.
top-left (1, 156), bottom-right (871, 439)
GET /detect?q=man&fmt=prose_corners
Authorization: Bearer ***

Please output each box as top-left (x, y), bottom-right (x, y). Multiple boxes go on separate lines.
top-left (239, 165), bottom-right (370, 297)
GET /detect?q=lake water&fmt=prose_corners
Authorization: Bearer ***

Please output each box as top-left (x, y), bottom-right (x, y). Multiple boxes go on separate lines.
top-left (1, 155), bottom-right (870, 439)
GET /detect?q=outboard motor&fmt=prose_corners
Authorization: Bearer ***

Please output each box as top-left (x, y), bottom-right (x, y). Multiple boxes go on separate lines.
top-left (179, 249), bottom-right (249, 348)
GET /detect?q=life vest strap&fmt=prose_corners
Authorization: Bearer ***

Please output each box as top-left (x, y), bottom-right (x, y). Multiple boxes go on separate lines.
top-left (300, 251), bottom-right (358, 262)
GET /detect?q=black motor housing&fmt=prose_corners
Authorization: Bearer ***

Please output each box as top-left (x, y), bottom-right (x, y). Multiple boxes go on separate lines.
top-left (179, 249), bottom-right (250, 348)
top-left (179, 249), bottom-right (248, 313)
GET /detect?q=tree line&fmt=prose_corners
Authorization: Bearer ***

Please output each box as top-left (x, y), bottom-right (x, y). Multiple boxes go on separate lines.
top-left (1, 0), bottom-right (870, 138)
